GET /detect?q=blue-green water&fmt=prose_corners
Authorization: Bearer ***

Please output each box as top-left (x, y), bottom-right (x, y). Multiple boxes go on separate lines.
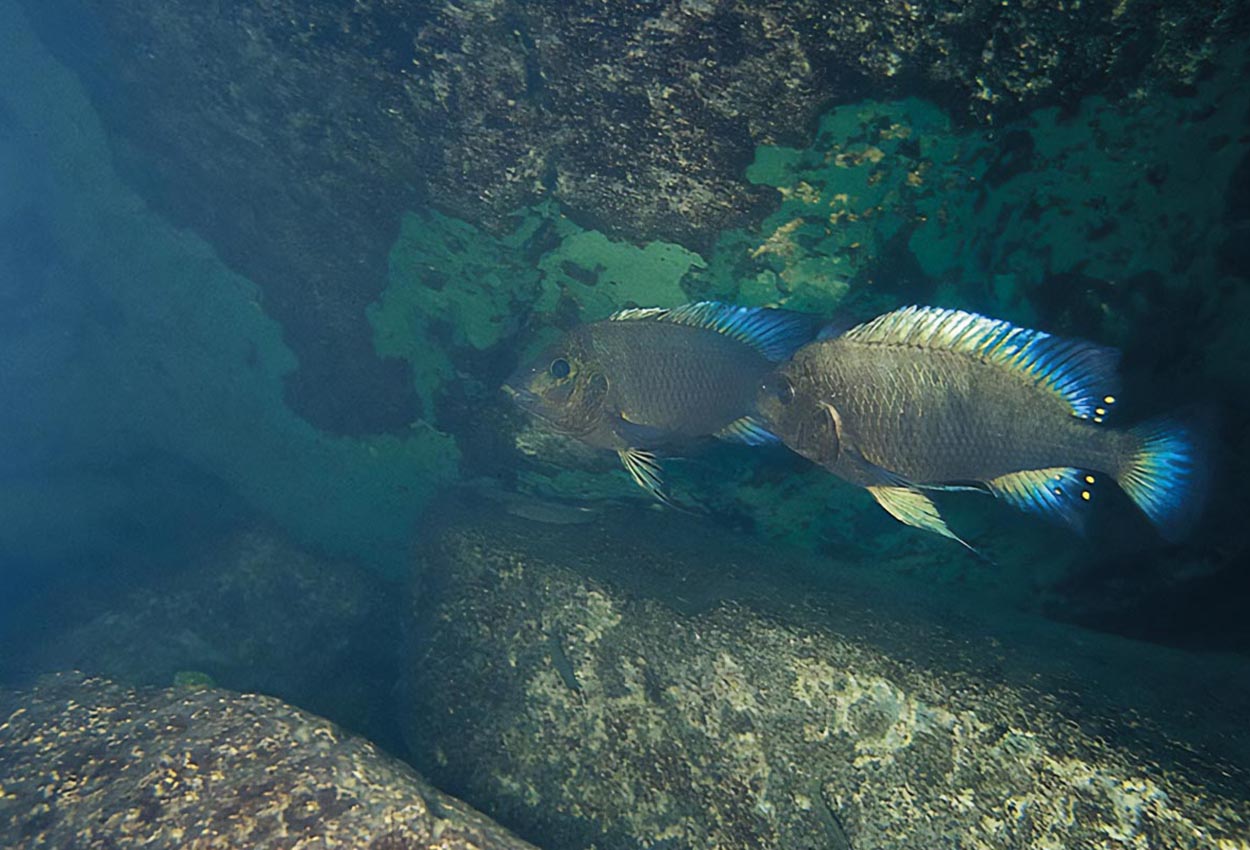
top-left (1, 1), bottom-right (1248, 847)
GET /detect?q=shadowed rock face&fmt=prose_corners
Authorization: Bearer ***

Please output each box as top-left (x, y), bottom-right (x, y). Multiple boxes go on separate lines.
top-left (2, 528), bottom-right (404, 751)
top-left (0, 673), bottom-right (540, 850)
top-left (18, 0), bottom-right (1244, 433)
top-left (400, 502), bottom-right (1250, 849)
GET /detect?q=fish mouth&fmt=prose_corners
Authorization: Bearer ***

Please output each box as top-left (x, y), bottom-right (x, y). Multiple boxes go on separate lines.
top-left (502, 383), bottom-right (574, 434)
top-left (502, 383), bottom-right (541, 410)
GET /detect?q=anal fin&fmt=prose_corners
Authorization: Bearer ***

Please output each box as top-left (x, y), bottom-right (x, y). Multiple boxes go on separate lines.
top-left (866, 485), bottom-right (975, 552)
top-left (617, 448), bottom-right (672, 506)
top-left (987, 467), bottom-right (1091, 533)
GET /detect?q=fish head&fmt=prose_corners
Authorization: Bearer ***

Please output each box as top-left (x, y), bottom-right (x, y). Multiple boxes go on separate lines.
top-left (503, 330), bottom-right (610, 439)
top-left (756, 365), bottom-right (841, 468)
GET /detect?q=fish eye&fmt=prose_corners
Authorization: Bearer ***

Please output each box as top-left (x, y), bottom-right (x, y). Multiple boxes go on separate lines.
top-left (775, 378), bottom-right (795, 406)
top-left (549, 358), bottom-right (571, 379)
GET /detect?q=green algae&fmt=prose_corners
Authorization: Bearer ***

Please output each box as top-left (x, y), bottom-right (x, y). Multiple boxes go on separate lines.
top-left (729, 70), bottom-right (1250, 342)
top-left (534, 226), bottom-right (706, 320)
top-left (369, 208), bottom-right (546, 411)
top-left (708, 98), bottom-right (960, 315)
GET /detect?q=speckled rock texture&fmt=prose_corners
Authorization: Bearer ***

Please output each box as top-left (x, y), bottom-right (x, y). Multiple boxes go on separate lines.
top-left (2, 528), bottom-right (403, 749)
top-left (19, 0), bottom-right (1246, 431)
top-left (0, 673), bottom-right (541, 850)
top-left (401, 503), bottom-right (1250, 850)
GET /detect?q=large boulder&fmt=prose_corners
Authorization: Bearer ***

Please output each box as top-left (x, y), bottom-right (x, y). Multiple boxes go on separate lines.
top-left (400, 501), bottom-right (1250, 849)
top-left (0, 673), bottom-right (541, 850)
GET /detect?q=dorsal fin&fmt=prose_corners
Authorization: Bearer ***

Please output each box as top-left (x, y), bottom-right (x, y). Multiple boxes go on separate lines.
top-left (609, 301), bottom-right (818, 362)
top-left (843, 306), bottom-right (1122, 419)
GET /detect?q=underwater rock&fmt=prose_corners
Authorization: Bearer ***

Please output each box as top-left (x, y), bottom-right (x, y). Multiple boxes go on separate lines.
top-left (5, 528), bottom-right (403, 750)
top-left (19, 0), bottom-right (1245, 430)
top-left (0, 672), bottom-right (540, 850)
top-left (400, 503), bottom-right (1250, 849)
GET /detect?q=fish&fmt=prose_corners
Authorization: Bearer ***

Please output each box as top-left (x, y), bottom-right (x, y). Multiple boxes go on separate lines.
top-left (504, 301), bottom-right (820, 503)
top-left (755, 305), bottom-right (1210, 547)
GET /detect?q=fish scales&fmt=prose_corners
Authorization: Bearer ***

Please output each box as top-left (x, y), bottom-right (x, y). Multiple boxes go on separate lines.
top-left (590, 321), bottom-right (766, 438)
top-left (803, 340), bottom-right (1132, 484)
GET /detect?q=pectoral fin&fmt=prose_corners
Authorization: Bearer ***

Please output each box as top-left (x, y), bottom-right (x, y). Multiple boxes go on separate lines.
top-left (866, 485), bottom-right (975, 552)
top-left (714, 415), bottom-right (780, 446)
top-left (618, 448), bottom-right (672, 506)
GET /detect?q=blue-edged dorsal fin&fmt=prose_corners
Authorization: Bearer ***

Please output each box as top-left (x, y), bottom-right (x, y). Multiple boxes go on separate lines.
top-left (843, 306), bottom-right (1122, 419)
top-left (865, 484), bottom-right (976, 552)
top-left (987, 467), bottom-right (1091, 533)
top-left (609, 307), bottom-right (669, 321)
top-left (609, 301), bottom-right (819, 362)
top-left (714, 415), bottom-right (780, 446)
top-left (617, 448), bottom-right (672, 506)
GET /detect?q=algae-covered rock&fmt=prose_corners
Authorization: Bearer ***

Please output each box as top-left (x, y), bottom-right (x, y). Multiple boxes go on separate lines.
top-left (400, 503), bottom-right (1250, 849)
top-left (369, 208), bottom-right (546, 412)
top-left (0, 672), bottom-right (541, 850)
top-left (533, 228), bottom-right (706, 321)
top-left (369, 203), bottom-right (705, 411)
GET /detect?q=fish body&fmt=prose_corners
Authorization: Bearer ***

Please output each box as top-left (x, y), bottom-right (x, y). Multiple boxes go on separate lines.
top-left (757, 306), bottom-right (1209, 544)
top-left (505, 302), bottom-right (817, 502)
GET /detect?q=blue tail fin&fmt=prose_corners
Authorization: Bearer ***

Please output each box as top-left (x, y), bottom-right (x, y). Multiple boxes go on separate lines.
top-left (1116, 410), bottom-right (1213, 542)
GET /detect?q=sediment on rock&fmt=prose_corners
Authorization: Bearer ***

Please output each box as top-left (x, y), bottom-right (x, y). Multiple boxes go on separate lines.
top-left (0, 673), bottom-right (541, 850)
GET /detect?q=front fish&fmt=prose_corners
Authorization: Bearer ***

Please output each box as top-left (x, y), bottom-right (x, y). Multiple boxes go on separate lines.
top-left (504, 302), bottom-right (817, 502)
top-left (756, 306), bottom-right (1210, 546)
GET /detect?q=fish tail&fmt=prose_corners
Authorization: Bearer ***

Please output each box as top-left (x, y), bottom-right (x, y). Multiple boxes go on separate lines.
top-left (1114, 408), bottom-right (1214, 542)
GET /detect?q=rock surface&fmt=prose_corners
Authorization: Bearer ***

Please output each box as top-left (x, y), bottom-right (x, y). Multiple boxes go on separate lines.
top-left (0, 672), bottom-right (540, 850)
top-left (401, 502), bottom-right (1250, 850)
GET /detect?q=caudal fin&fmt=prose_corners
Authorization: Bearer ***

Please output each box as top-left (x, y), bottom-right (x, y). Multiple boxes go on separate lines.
top-left (1116, 410), bottom-right (1213, 542)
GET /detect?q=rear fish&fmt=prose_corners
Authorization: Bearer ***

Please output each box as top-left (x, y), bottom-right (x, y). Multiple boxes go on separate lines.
top-left (504, 302), bottom-right (818, 503)
top-left (756, 306), bottom-right (1210, 547)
